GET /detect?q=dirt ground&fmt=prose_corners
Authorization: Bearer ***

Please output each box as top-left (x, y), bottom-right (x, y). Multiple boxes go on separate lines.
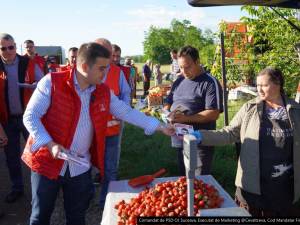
top-left (0, 146), bottom-right (103, 225)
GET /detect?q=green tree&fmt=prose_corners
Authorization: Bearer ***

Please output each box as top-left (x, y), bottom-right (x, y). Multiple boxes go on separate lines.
top-left (129, 55), bottom-right (145, 63)
top-left (241, 6), bottom-right (300, 96)
top-left (143, 27), bottom-right (174, 64)
top-left (143, 19), bottom-right (216, 67)
top-left (211, 22), bottom-right (255, 87)
top-left (212, 7), bottom-right (300, 96)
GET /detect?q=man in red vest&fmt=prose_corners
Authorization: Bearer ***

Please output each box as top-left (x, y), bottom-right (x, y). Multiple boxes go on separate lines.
top-left (0, 33), bottom-right (43, 203)
top-left (112, 45), bottom-right (136, 102)
top-left (58, 47), bottom-right (78, 72)
top-left (23, 39), bottom-right (46, 74)
top-left (111, 44), bottom-right (131, 84)
top-left (46, 56), bottom-right (60, 73)
top-left (22, 42), bottom-right (174, 225)
top-left (94, 38), bottom-right (132, 209)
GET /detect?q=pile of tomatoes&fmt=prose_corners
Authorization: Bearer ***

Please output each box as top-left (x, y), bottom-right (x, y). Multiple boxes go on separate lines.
top-left (114, 177), bottom-right (224, 225)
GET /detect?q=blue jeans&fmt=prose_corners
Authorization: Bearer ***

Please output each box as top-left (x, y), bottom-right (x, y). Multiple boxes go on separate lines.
top-left (30, 168), bottom-right (94, 225)
top-left (3, 116), bottom-right (29, 192)
top-left (99, 135), bottom-right (120, 208)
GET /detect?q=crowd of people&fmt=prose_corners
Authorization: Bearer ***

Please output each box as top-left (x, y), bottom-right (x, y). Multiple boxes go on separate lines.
top-left (0, 33), bottom-right (174, 224)
top-left (0, 31), bottom-right (299, 225)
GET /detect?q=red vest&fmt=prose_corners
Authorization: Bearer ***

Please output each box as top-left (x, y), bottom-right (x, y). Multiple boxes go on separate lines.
top-left (104, 64), bottom-right (121, 136)
top-left (21, 69), bottom-right (111, 180)
top-left (57, 63), bottom-right (76, 72)
top-left (34, 54), bottom-right (46, 73)
top-left (119, 65), bottom-right (131, 83)
top-left (47, 63), bottom-right (60, 72)
top-left (24, 54), bottom-right (45, 73)
top-left (0, 55), bottom-right (36, 124)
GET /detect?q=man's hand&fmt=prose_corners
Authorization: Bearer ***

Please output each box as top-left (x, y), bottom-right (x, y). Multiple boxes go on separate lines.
top-left (0, 125), bottom-right (8, 147)
top-left (169, 112), bottom-right (189, 124)
top-left (46, 141), bottom-right (65, 159)
top-left (31, 81), bottom-right (38, 89)
top-left (156, 123), bottom-right (175, 136)
top-left (161, 109), bottom-right (171, 124)
top-left (163, 104), bottom-right (171, 111)
top-left (143, 75), bottom-right (148, 82)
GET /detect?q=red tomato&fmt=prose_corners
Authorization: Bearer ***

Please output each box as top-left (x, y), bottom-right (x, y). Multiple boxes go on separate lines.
top-left (114, 177), bottom-right (224, 224)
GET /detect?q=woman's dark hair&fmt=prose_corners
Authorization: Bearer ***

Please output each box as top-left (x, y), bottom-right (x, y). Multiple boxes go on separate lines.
top-left (257, 67), bottom-right (285, 94)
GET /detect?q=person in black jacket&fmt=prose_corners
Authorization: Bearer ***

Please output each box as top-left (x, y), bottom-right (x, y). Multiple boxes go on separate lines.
top-left (0, 33), bottom-right (43, 203)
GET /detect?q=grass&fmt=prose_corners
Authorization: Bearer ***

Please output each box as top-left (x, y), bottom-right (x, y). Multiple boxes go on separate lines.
top-left (119, 99), bottom-right (246, 197)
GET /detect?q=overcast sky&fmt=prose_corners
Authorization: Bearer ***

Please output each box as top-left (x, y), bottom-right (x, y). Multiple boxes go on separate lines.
top-left (1, 0), bottom-right (246, 56)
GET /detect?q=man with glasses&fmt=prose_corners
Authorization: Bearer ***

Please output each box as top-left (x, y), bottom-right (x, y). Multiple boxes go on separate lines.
top-left (22, 42), bottom-right (174, 225)
top-left (0, 33), bottom-right (43, 203)
top-left (24, 39), bottom-right (46, 74)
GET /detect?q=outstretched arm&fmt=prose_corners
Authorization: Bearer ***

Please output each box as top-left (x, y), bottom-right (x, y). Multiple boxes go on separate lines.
top-left (110, 92), bottom-right (175, 136)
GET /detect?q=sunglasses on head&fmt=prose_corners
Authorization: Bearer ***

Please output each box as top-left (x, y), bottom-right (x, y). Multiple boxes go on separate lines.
top-left (0, 45), bottom-right (15, 51)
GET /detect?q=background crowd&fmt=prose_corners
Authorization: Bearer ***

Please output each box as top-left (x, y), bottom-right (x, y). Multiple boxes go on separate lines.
top-left (0, 31), bottom-right (299, 225)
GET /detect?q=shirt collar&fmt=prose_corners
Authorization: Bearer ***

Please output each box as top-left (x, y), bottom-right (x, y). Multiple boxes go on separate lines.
top-left (3, 55), bottom-right (18, 65)
top-left (73, 71), bottom-right (96, 93)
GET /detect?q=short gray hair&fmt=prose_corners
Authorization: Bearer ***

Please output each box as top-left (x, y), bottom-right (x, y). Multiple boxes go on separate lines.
top-left (0, 33), bottom-right (15, 42)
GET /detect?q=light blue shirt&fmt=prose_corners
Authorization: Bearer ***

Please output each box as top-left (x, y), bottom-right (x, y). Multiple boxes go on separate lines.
top-left (4, 56), bottom-right (43, 115)
top-left (23, 73), bottom-right (159, 177)
top-left (102, 65), bottom-right (131, 105)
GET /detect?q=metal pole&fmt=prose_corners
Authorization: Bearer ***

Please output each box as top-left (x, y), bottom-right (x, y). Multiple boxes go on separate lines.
top-left (220, 32), bottom-right (229, 126)
top-left (187, 177), bottom-right (194, 216)
top-left (183, 135), bottom-right (198, 216)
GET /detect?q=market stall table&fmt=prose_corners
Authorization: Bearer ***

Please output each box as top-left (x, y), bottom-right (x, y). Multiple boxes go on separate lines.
top-left (101, 175), bottom-right (250, 225)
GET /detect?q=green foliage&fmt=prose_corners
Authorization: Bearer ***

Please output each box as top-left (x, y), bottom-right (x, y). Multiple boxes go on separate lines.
top-left (241, 6), bottom-right (300, 96)
top-left (200, 42), bottom-right (216, 69)
top-left (129, 55), bottom-right (145, 63)
top-left (143, 27), bottom-right (174, 64)
top-left (212, 7), bottom-right (300, 96)
top-left (143, 19), bottom-right (216, 67)
top-left (119, 124), bottom-right (179, 179)
top-left (212, 22), bottom-right (256, 87)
